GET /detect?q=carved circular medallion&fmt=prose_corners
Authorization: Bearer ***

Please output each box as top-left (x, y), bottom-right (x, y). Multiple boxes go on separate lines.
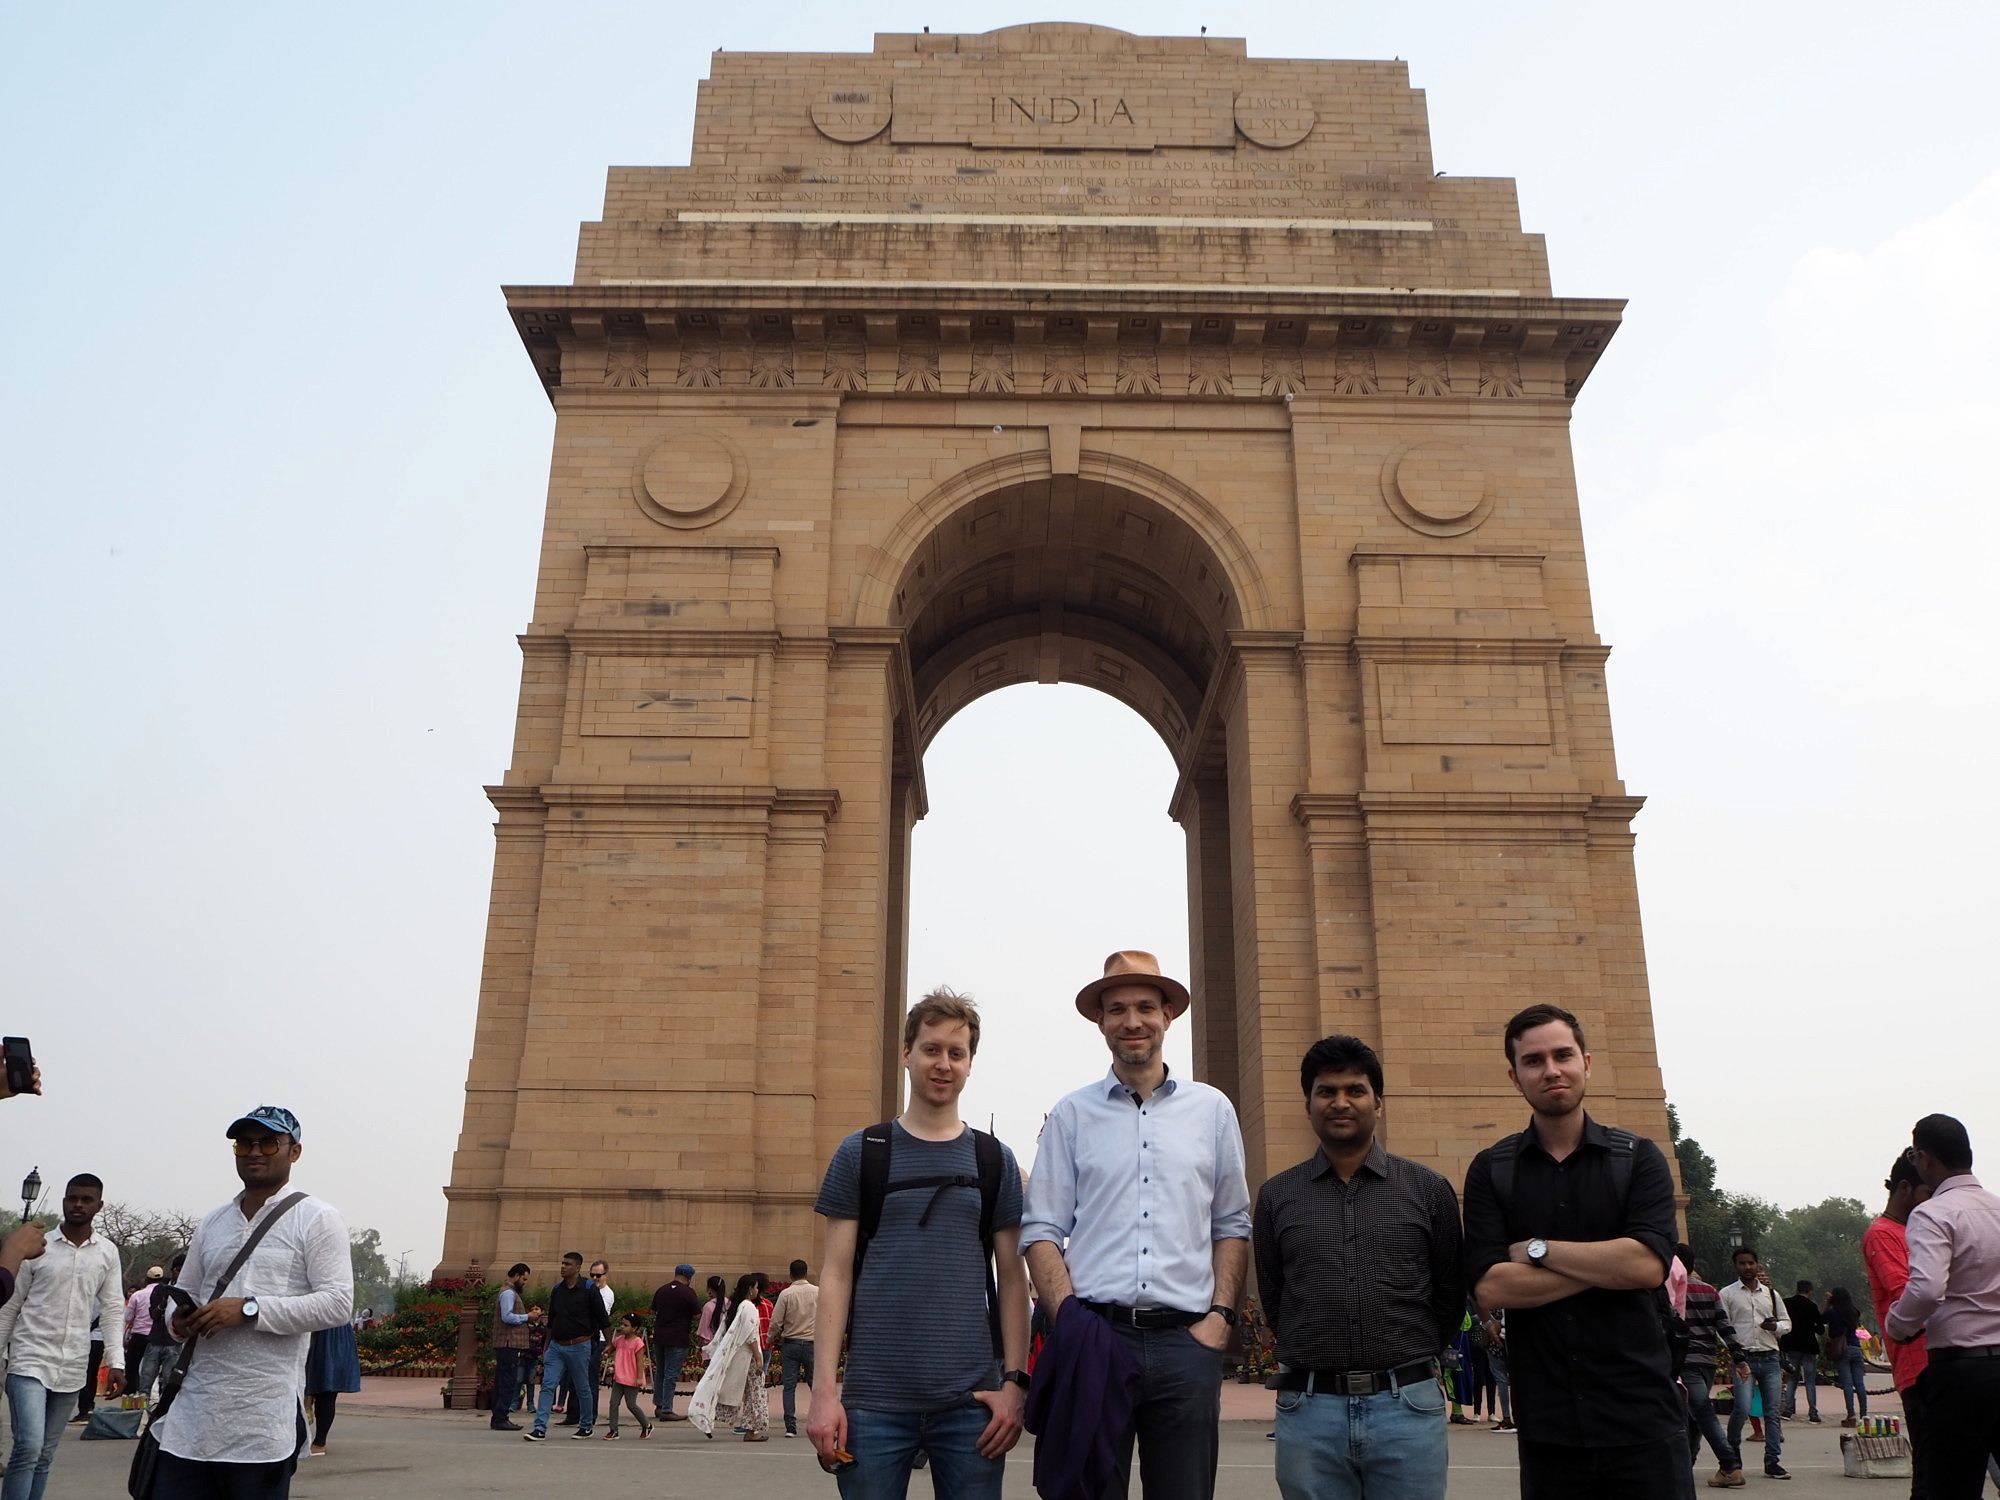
top-left (636, 431), bottom-right (745, 529)
top-left (1233, 93), bottom-right (1316, 149)
top-left (1382, 444), bottom-right (1493, 536)
top-left (811, 86), bottom-right (893, 143)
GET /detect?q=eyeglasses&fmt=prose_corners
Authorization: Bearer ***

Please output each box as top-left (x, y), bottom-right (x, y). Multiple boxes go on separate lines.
top-left (231, 1138), bottom-right (286, 1157)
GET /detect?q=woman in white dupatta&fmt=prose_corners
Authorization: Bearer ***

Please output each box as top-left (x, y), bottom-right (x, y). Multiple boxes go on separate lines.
top-left (688, 1272), bottom-right (770, 1441)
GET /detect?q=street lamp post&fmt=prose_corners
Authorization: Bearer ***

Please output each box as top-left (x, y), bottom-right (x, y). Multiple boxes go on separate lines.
top-left (1727, 1220), bottom-right (1744, 1251)
top-left (20, 1166), bottom-right (40, 1223)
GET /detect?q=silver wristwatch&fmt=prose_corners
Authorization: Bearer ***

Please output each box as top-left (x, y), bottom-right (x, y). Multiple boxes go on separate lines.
top-left (1526, 1238), bottom-right (1550, 1268)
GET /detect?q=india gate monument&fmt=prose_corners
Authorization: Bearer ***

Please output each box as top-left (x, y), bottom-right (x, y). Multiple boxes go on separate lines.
top-left (440, 24), bottom-right (1676, 1283)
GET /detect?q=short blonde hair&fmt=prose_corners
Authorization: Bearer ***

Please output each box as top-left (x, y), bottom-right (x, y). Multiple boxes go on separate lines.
top-left (903, 987), bottom-right (982, 1055)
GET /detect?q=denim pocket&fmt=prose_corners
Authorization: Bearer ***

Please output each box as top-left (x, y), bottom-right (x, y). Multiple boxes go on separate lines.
top-left (1396, 1376), bottom-right (1447, 1416)
top-left (1275, 1390), bottom-right (1303, 1415)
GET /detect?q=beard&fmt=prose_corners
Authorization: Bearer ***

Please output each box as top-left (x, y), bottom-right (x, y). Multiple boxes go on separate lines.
top-left (1529, 1083), bottom-right (1585, 1117)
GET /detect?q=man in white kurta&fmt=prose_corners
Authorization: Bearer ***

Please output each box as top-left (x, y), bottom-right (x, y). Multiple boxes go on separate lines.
top-left (154, 1105), bottom-right (351, 1499)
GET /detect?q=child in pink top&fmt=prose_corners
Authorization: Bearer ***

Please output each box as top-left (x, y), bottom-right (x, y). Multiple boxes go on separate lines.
top-left (605, 1314), bottom-right (653, 1439)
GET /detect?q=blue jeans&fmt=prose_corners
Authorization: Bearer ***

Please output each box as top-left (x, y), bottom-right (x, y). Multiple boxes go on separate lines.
top-left (1727, 1352), bottom-right (1783, 1470)
top-left (1105, 1322), bottom-right (1225, 1500)
top-left (653, 1342), bottom-right (686, 1415)
top-left (3, 1374), bottom-right (82, 1500)
top-left (1683, 1366), bottom-right (1739, 1470)
top-left (1779, 1350), bottom-right (1818, 1418)
top-left (836, 1401), bottom-right (1004, 1500)
top-left (1273, 1370), bottom-right (1449, 1500)
top-left (780, 1338), bottom-right (815, 1430)
top-left (534, 1340), bottom-right (595, 1435)
top-left (1832, 1346), bottom-right (1867, 1419)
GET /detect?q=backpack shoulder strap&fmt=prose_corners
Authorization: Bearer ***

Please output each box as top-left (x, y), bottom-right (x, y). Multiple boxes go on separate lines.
top-left (854, 1122), bottom-right (895, 1274)
top-left (971, 1128), bottom-right (1003, 1249)
top-left (1485, 1131), bottom-right (1528, 1208)
top-left (1600, 1126), bottom-right (1639, 1205)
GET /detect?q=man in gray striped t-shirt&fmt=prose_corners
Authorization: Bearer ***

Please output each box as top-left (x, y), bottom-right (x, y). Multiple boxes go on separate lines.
top-left (807, 988), bottom-right (1033, 1500)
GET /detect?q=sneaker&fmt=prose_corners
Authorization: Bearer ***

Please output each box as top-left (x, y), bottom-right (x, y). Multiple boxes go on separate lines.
top-left (1491, 1423), bottom-right (1517, 1434)
top-left (1764, 1464), bottom-right (1791, 1481)
top-left (1808, 1414), bottom-right (1822, 1424)
top-left (524, 1430), bottom-right (546, 1442)
top-left (1707, 1469), bottom-right (1745, 1488)
top-left (785, 1428), bottom-right (798, 1438)
top-left (639, 1424), bottom-right (653, 1439)
top-left (571, 1429), bottom-right (594, 1440)
top-left (604, 1431), bottom-right (619, 1440)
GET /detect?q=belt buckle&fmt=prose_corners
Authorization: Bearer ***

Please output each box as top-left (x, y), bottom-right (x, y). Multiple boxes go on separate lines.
top-left (1337, 1372), bottom-right (1375, 1396)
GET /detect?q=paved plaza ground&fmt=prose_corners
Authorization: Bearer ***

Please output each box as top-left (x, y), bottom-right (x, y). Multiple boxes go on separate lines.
top-left (25, 1376), bottom-right (1930, 1498)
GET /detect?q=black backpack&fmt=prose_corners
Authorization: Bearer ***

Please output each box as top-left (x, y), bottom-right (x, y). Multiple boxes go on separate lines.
top-left (1485, 1125), bottom-right (1691, 1371)
top-left (853, 1121), bottom-right (1005, 1357)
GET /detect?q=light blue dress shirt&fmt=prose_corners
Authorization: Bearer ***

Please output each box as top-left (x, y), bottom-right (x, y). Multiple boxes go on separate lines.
top-left (1020, 1067), bottom-right (1252, 1314)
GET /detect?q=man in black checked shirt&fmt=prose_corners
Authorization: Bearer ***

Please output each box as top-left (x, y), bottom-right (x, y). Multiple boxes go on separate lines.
top-left (1254, 1034), bottom-right (1464, 1500)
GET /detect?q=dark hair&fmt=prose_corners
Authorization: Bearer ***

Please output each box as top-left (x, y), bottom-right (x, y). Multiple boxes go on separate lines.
top-left (621, 1311), bottom-right (645, 1329)
top-left (1299, 1035), bottom-right (1383, 1099)
top-left (507, 1262), bottom-right (531, 1278)
top-left (706, 1274), bottom-right (725, 1297)
top-left (1912, 1113), bottom-right (1974, 1173)
top-left (1674, 1242), bottom-right (1695, 1272)
top-left (1502, 1005), bottom-right (1585, 1063)
top-left (725, 1272), bottom-right (763, 1328)
top-left (1731, 1244), bottom-right (1759, 1262)
top-left (1794, 1280), bottom-right (1813, 1294)
top-left (170, 1254), bottom-right (185, 1272)
top-left (67, 1174), bottom-right (104, 1194)
top-left (1888, 1151), bottom-right (1925, 1189)
top-left (561, 1250), bottom-right (583, 1264)
top-left (789, 1259), bottom-right (808, 1280)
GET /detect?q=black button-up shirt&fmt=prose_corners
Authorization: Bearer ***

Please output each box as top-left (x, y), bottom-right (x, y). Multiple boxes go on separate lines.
top-left (1254, 1139), bottom-right (1464, 1373)
top-left (1463, 1114), bottom-right (1683, 1447)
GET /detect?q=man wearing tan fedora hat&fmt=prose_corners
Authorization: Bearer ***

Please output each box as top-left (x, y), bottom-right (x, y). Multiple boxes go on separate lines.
top-left (1021, 950), bottom-right (1251, 1500)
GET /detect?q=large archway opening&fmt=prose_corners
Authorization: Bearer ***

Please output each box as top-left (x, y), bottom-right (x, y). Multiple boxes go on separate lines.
top-left (906, 684), bottom-right (1192, 1161)
top-left (876, 468), bottom-right (1252, 1134)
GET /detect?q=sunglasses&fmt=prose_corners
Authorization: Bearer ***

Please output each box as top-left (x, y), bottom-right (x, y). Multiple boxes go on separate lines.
top-left (231, 1137), bottom-right (287, 1157)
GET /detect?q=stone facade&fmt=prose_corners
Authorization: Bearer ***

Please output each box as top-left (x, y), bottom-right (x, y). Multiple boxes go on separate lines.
top-left (439, 23), bottom-right (1676, 1284)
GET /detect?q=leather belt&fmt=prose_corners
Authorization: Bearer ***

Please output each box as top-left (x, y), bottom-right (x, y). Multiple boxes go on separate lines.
top-left (1081, 1301), bottom-right (1203, 1330)
top-left (1927, 1344), bottom-right (2000, 1363)
top-left (556, 1334), bottom-right (593, 1346)
top-left (1271, 1356), bottom-right (1439, 1396)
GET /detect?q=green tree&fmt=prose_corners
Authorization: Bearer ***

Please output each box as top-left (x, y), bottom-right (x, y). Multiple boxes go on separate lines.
top-left (349, 1228), bottom-right (397, 1318)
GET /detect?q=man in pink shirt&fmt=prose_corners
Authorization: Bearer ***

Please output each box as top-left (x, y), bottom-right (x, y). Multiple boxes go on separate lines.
top-left (1862, 1153), bottom-right (1931, 1499)
top-left (1885, 1114), bottom-right (2000, 1499)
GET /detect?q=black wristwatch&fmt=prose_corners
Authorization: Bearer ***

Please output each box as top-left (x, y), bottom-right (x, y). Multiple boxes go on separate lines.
top-left (1207, 1304), bottom-right (1239, 1328)
top-left (1001, 1369), bottom-right (1030, 1390)
top-left (241, 1297), bottom-right (261, 1324)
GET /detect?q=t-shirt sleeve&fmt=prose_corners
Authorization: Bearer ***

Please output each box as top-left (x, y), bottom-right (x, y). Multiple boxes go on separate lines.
top-left (995, 1143), bottom-right (1025, 1232)
top-left (815, 1132), bottom-right (863, 1220)
top-left (1622, 1139), bottom-right (1676, 1281)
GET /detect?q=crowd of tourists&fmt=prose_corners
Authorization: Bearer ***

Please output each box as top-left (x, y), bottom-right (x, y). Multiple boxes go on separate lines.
top-left (5, 956), bottom-right (1999, 1500)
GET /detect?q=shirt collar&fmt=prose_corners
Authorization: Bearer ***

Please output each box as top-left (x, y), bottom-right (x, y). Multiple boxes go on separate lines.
top-left (1523, 1110), bottom-right (1609, 1158)
top-left (1934, 1173), bottom-right (1982, 1197)
top-left (54, 1226), bottom-right (105, 1251)
top-left (1306, 1138), bottom-right (1390, 1182)
top-left (1101, 1065), bottom-right (1177, 1101)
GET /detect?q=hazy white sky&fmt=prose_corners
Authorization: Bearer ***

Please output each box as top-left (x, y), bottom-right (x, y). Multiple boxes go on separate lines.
top-left (3, 2), bottom-right (1994, 1272)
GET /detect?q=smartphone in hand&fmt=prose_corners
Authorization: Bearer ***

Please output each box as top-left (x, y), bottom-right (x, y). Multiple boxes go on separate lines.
top-left (2, 1037), bottom-right (35, 1096)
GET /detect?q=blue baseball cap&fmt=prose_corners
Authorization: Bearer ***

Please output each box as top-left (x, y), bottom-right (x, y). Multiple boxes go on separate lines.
top-left (675, 1264), bottom-right (695, 1276)
top-left (227, 1105), bottom-right (302, 1142)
